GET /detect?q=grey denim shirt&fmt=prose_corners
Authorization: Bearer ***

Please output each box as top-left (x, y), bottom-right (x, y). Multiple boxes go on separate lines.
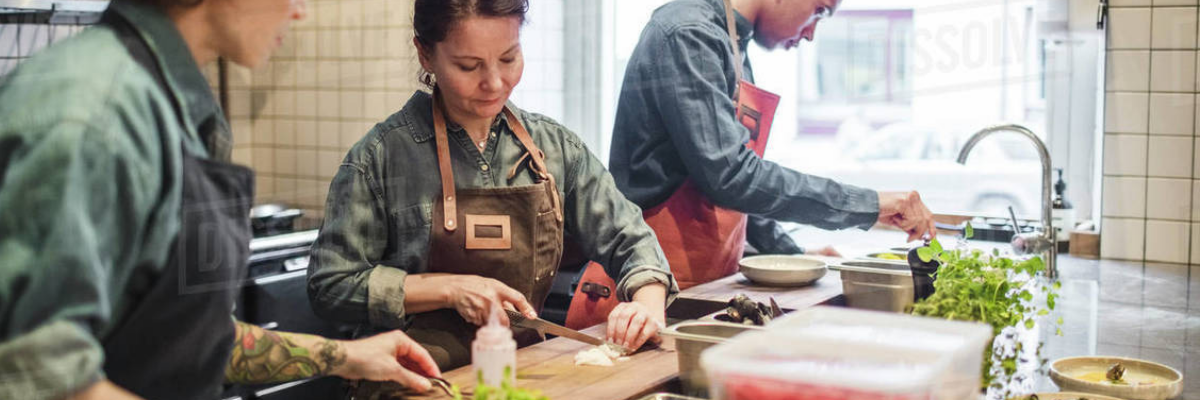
top-left (308, 91), bottom-right (678, 329)
top-left (608, 0), bottom-right (882, 243)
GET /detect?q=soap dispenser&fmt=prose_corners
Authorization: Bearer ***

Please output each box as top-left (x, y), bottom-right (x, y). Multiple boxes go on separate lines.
top-left (472, 307), bottom-right (516, 387)
top-left (1051, 168), bottom-right (1074, 253)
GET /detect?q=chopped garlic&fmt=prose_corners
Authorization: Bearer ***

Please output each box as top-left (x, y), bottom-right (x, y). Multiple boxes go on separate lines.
top-left (574, 347), bottom-right (615, 367)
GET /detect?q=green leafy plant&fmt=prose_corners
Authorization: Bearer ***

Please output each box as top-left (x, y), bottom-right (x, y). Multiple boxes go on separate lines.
top-left (908, 234), bottom-right (1062, 398)
top-left (450, 367), bottom-right (550, 400)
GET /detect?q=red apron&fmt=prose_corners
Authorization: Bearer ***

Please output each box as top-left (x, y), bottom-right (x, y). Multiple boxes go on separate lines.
top-left (565, 0), bottom-right (780, 329)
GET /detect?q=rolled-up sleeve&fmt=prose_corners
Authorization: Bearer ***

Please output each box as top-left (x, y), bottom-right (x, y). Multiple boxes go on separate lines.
top-left (653, 25), bottom-right (880, 231)
top-left (745, 215), bottom-right (804, 255)
top-left (0, 118), bottom-right (164, 399)
top-left (307, 162), bottom-right (407, 329)
top-left (559, 130), bottom-right (678, 303)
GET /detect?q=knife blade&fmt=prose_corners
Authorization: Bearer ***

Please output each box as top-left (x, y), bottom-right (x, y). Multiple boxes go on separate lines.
top-left (504, 309), bottom-right (605, 347)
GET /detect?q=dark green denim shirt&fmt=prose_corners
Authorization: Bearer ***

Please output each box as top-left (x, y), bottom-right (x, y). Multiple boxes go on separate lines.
top-left (0, 2), bottom-right (221, 398)
top-left (308, 91), bottom-right (678, 329)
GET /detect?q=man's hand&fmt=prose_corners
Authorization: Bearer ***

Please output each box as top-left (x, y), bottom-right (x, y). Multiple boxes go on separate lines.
top-left (333, 330), bottom-right (440, 392)
top-left (877, 191), bottom-right (936, 242)
top-left (607, 284), bottom-right (667, 351)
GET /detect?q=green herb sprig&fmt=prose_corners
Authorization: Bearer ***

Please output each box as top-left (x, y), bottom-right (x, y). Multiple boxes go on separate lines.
top-left (907, 234), bottom-right (1062, 398)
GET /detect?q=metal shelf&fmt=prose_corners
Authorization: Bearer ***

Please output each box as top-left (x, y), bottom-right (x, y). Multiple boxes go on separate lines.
top-left (0, 0), bottom-right (107, 25)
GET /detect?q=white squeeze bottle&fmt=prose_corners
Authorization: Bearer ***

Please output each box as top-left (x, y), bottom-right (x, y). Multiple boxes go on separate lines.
top-left (472, 307), bottom-right (516, 387)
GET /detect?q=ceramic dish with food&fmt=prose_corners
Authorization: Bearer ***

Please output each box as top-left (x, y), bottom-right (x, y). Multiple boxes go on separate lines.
top-left (1049, 356), bottom-right (1183, 400)
top-left (738, 255), bottom-right (827, 287)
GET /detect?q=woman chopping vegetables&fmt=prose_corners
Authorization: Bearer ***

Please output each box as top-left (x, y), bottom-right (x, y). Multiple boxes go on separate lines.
top-left (306, 0), bottom-right (678, 387)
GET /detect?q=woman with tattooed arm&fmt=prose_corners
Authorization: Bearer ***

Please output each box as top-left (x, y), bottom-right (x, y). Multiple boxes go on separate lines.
top-left (0, 0), bottom-right (439, 399)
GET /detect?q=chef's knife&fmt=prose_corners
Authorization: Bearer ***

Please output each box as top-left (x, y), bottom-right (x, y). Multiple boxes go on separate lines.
top-left (504, 310), bottom-right (605, 347)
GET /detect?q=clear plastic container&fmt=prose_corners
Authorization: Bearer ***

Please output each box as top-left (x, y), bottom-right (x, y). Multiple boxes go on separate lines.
top-left (472, 308), bottom-right (516, 386)
top-left (758, 306), bottom-right (994, 400)
top-left (701, 331), bottom-right (947, 400)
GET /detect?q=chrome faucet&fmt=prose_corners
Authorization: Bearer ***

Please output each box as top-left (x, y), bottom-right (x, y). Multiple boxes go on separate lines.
top-left (956, 124), bottom-right (1058, 280)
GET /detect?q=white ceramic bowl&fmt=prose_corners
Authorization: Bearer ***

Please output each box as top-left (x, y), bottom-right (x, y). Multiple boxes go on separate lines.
top-left (1049, 356), bottom-right (1183, 400)
top-left (738, 255), bottom-right (828, 287)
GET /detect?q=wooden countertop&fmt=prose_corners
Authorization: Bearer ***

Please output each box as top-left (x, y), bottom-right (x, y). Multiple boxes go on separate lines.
top-left (406, 324), bottom-right (678, 400)
top-left (406, 259), bottom-right (846, 400)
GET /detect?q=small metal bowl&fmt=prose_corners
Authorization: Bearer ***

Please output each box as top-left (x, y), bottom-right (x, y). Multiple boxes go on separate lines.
top-left (738, 255), bottom-right (827, 287)
top-left (1049, 356), bottom-right (1183, 400)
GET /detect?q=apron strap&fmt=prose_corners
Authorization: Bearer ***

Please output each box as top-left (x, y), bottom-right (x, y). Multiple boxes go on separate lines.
top-left (431, 91), bottom-right (564, 231)
top-left (431, 90), bottom-right (460, 232)
top-left (503, 107), bottom-right (563, 223)
top-left (722, 0), bottom-right (745, 96)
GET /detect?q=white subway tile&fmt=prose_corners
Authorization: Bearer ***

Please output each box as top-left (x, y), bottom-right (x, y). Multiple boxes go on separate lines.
top-left (340, 0), bottom-right (364, 28)
top-left (252, 147), bottom-right (276, 174)
top-left (364, 91), bottom-right (388, 120)
top-left (340, 60), bottom-right (365, 89)
top-left (256, 176), bottom-right (275, 202)
top-left (318, 90), bottom-right (341, 119)
top-left (252, 118), bottom-right (274, 146)
top-left (297, 149), bottom-right (318, 178)
top-left (316, 61), bottom-right (340, 89)
top-left (339, 29), bottom-right (363, 59)
top-left (317, 30), bottom-right (340, 59)
top-left (1104, 134), bottom-right (1149, 176)
top-left (1103, 176), bottom-right (1149, 217)
top-left (275, 148), bottom-right (297, 175)
top-left (1146, 220), bottom-right (1191, 263)
top-left (296, 90), bottom-right (317, 117)
top-left (314, 1), bottom-right (339, 29)
top-left (318, 121), bottom-right (341, 148)
top-left (1150, 93), bottom-right (1195, 134)
top-left (1156, 0), bottom-right (1197, 6)
top-left (297, 119), bottom-right (318, 147)
top-left (364, 59), bottom-right (388, 90)
top-left (296, 31), bottom-right (317, 59)
top-left (1150, 51), bottom-right (1197, 92)
top-left (1146, 178), bottom-right (1192, 220)
top-left (1192, 223), bottom-right (1200, 264)
top-left (1109, 8), bottom-right (1153, 49)
top-left (341, 91), bottom-right (365, 120)
top-left (1106, 92), bottom-right (1150, 133)
top-left (275, 119), bottom-right (296, 145)
top-left (1108, 51), bottom-right (1151, 91)
top-left (1147, 136), bottom-right (1194, 177)
top-left (341, 122), bottom-right (364, 149)
top-left (1102, 218), bottom-right (1147, 260)
top-left (1193, 180), bottom-right (1200, 220)
top-left (362, 28), bottom-right (385, 59)
top-left (1152, 8), bottom-right (1198, 49)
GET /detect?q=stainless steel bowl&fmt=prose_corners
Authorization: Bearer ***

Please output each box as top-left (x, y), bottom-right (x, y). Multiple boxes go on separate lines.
top-left (661, 320), bottom-right (764, 397)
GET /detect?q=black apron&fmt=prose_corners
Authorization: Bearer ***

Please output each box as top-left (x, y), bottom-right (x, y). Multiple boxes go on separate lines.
top-left (99, 12), bottom-right (254, 400)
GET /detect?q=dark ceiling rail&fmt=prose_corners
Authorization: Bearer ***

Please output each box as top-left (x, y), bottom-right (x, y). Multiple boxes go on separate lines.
top-left (0, 0), bottom-right (107, 25)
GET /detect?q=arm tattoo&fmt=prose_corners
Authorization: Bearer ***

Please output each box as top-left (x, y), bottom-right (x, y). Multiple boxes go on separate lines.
top-left (225, 321), bottom-right (348, 384)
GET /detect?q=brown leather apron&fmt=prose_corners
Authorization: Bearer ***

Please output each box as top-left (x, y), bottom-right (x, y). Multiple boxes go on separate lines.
top-left (401, 91), bottom-right (565, 372)
top-left (565, 0), bottom-right (782, 329)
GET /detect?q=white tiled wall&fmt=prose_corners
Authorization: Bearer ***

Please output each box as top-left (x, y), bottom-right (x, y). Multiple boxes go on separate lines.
top-left (1102, 1), bottom-right (1199, 264)
top-left (237, 0), bottom-right (567, 222)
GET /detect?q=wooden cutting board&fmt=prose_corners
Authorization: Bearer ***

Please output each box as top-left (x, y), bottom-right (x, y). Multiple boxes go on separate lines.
top-left (406, 324), bottom-right (678, 400)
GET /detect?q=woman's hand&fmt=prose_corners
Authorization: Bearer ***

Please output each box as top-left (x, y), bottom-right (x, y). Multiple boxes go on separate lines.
top-left (334, 330), bottom-right (441, 392)
top-left (441, 275), bottom-right (537, 326)
top-left (877, 191), bottom-right (936, 242)
top-left (606, 283), bottom-right (667, 351)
